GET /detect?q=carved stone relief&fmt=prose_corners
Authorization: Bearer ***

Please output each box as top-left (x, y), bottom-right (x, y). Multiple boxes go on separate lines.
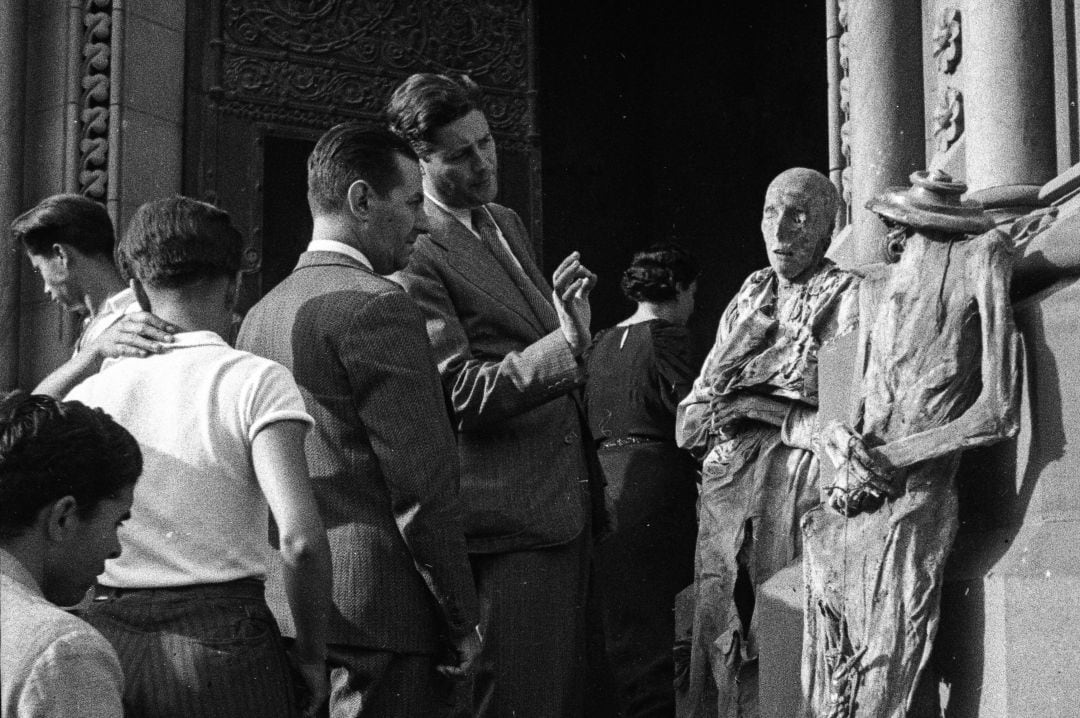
top-left (931, 8), bottom-right (961, 75)
top-left (837, 0), bottom-right (853, 215)
top-left (188, 0), bottom-right (540, 305)
top-left (80, 0), bottom-right (113, 201)
top-left (216, 0), bottom-right (533, 147)
top-left (929, 7), bottom-right (963, 158)
top-left (932, 86), bottom-right (963, 152)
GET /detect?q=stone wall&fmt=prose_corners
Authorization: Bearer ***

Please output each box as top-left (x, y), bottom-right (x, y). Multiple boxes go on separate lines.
top-left (1, 0), bottom-right (187, 391)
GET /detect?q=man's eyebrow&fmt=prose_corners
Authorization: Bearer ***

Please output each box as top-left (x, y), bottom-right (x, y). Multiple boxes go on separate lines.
top-left (441, 139), bottom-right (470, 155)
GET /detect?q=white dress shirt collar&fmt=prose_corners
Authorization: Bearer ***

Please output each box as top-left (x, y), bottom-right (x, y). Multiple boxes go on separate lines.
top-left (426, 192), bottom-right (482, 237)
top-left (306, 239), bottom-right (372, 271)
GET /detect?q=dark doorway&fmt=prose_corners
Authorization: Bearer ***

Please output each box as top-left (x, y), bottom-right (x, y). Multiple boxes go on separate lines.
top-left (257, 133), bottom-right (545, 302)
top-left (536, 4), bottom-right (829, 355)
top-left (261, 135), bottom-right (316, 297)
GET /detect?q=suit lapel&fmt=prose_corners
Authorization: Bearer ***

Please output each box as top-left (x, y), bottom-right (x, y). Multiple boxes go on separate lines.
top-left (426, 203), bottom-right (552, 336)
top-left (487, 209), bottom-right (560, 334)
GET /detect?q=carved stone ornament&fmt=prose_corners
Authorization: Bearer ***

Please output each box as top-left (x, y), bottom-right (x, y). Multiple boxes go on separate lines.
top-left (218, 0), bottom-right (532, 138)
top-left (80, 0), bottom-right (112, 201)
top-left (932, 86), bottom-right (963, 152)
top-left (841, 166), bottom-right (853, 211)
top-left (836, 0), bottom-right (851, 220)
top-left (931, 8), bottom-right (961, 75)
top-left (838, 36), bottom-right (850, 94)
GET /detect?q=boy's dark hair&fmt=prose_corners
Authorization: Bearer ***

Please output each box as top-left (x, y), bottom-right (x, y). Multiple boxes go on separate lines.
top-left (10, 194), bottom-right (115, 259)
top-left (621, 242), bottom-right (701, 303)
top-left (307, 124), bottom-right (418, 217)
top-left (0, 392), bottom-right (141, 539)
top-left (385, 73), bottom-right (484, 158)
top-left (117, 196), bottom-right (243, 288)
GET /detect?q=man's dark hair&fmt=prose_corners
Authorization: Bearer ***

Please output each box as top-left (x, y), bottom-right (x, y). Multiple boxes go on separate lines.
top-left (621, 242), bottom-right (701, 303)
top-left (117, 196), bottom-right (243, 288)
top-left (307, 124), bottom-right (418, 217)
top-left (385, 73), bottom-right (484, 158)
top-left (10, 194), bottom-right (115, 259)
top-left (0, 392), bottom-right (141, 539)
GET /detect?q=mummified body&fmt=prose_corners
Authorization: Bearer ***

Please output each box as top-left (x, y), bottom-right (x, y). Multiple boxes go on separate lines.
top-left (801, 171), bottom-right (1021, 717)
top-left (677, 169), bottom-right (858, 718)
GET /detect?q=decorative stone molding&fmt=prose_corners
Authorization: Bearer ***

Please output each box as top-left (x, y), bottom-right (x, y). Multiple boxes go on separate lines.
top-left (218, 0), bottom-right (532, 139)
top-left (837, 0), bottom-right (853, 213)
top-left (931, 8), bottom-right (962, 75)
top-left (932, 86), bottom-right (964, 152)
top-left (79, 0), bottom-right (112, 201)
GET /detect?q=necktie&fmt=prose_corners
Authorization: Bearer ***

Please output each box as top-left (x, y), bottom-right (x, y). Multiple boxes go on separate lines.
top-left (471, 208), bottom-right (557, 330)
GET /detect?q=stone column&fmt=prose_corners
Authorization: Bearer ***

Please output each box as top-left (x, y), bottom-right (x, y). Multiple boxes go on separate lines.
top-left (0, 0), bottom-right (27, 390)
top-left (847, 0), bottom-right (925, 265)
top-left (964, 0), bottom-right (1056, 191)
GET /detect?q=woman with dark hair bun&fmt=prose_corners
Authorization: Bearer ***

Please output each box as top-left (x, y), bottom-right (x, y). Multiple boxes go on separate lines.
top-left (585, 242), bottom-right (702, 717)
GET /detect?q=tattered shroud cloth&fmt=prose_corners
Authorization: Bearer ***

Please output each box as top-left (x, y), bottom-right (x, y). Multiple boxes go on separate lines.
top-left (678, 261), bottom-right (858, 718)
top-left (703, 262), bottom-right (857, 408)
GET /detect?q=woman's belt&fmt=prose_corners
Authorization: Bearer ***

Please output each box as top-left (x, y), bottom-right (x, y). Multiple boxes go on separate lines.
top-left (598, 435), bottom-right (665, 449)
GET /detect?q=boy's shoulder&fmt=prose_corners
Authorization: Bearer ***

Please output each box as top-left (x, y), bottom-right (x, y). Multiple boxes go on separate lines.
top-left (1, 571), bottom-right (117, 668)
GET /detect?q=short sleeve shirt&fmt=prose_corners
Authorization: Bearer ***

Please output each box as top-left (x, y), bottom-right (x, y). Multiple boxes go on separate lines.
top-left (66, 331), bottom-right (314, 587)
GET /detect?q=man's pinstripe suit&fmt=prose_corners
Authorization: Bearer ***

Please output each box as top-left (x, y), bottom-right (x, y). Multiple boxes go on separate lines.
top-left (238, 250), bottom-right (479, 715)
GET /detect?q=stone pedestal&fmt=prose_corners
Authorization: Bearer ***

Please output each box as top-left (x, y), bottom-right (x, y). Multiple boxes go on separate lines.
top-left (758, 561), bottom-right (805, 718)
top-left (964, 0), bottom-right (1056, 191)
top-left (971, 276), bottom-right (1080, 717)
top-left (847, 0), bottom-right (925, 265)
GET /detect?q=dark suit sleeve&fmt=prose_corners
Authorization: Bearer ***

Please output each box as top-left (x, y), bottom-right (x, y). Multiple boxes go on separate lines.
top-left (339, 290), bottom-right (479, 637)
top-left (404, 244), bottom-right (586, 432)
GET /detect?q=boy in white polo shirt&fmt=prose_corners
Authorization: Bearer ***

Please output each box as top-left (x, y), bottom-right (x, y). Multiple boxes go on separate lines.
top-left (67, 196), bottom-right (332, 718)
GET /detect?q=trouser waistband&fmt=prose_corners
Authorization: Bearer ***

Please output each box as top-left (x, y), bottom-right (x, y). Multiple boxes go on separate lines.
top-left (93, 577), bottom-right (265, 601)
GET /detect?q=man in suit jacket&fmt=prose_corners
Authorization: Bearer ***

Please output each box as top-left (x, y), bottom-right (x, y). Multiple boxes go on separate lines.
top-left (386, 73), bottom-right (603, 718)
top-left (237, 125), bottom-right (480, 718)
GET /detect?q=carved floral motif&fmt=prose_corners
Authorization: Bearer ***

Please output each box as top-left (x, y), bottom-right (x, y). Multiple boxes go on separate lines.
top-left (80, 0), bottom-right (112, 201)
top-left (218, 0), bottom-right (532, 136)
top-left (931, 8), bottom-right (961, 75)
top-left (932, 86), bottom-right (963, 152)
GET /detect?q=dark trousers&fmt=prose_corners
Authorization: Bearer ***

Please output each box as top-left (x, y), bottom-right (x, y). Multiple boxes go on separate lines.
top-left (452, 535), bottom-right (591, 718)
top-left (595, 442), bottom-right (698, 717)
top-left (80, 579), bottom-right (297, 718)
top-left (324, 643), bottom-right (450, 718)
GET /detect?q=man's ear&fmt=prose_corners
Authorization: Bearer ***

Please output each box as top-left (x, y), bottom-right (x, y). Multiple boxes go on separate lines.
top-left (346, 179), bottom-right (373, 219)
top-left (52, 243), bottom-right (72, 267)
top-left (43, 496), bottom-right (80, 543)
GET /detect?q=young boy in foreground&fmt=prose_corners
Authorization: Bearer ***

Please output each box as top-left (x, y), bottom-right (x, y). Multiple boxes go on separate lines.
top-left (1, 392), bottom-right (140, 718)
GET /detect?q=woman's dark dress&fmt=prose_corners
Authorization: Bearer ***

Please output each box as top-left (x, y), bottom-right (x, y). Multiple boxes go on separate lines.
top-left (585, 319), bottom-right (700, 718)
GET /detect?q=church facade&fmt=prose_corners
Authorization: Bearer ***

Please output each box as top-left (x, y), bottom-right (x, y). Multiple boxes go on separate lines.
top-left (1, 3), bottom-right (1077, 713)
